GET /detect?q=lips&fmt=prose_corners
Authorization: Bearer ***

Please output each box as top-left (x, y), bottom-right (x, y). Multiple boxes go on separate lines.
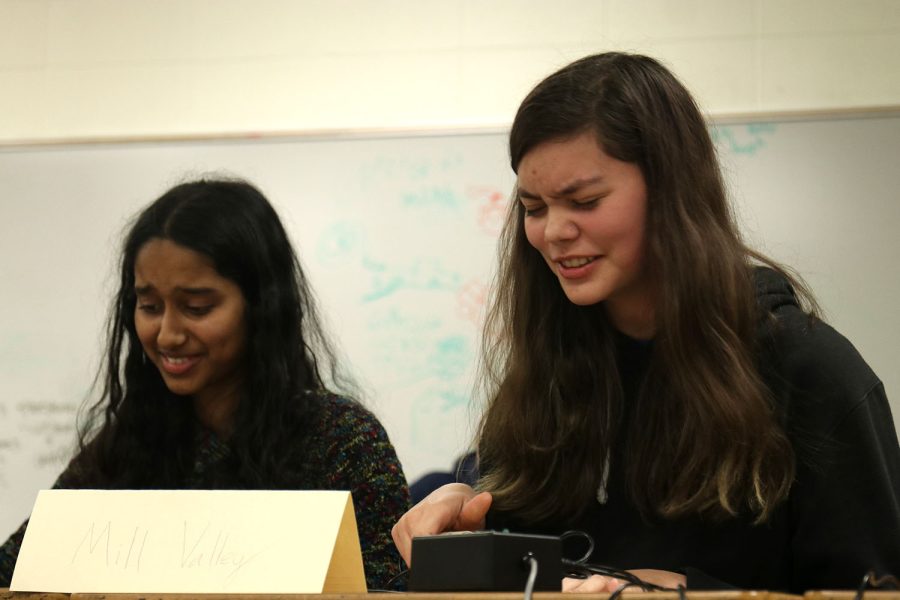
top-left (559, 256), bottom-right (597, 268)
top-left (555, 255), bottom-right (599, 279)
top-left (158, 353), bottom-right (201, 375)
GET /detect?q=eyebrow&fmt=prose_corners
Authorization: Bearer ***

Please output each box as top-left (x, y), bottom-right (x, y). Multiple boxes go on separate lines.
top-left (134, 285), bottom-right (217, 295)
top-left (518, 175), bottom-right (606, 200)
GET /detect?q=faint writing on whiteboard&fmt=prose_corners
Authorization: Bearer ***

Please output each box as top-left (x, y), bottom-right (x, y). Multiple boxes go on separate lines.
top-left (711, 123), bottom-right (777, 156)
top-left (402, 186), bottom-right (461, 210)
top-left (0, 437), bottom-right (19, 469)
top-left (16, 399), bottom-right (76, 415)
top-left (315, 221), bottom-right (366, 265)
top-left (0, 438), bottom-right (20, 451)
top-left (468, 186), bottom-right (508, 236)
top-left (457, 279), bottom-right (488, 326)
top-left (10, 398), bottom-right (77, 469)
top-left (362, 257), bottom-right (461, 303)
top-left (357, 153), bottom-right (465, 187)
top-left (364, 307), bottom-right (473, 392)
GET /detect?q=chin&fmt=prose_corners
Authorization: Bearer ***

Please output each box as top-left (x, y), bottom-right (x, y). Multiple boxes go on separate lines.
top-left (161, 380), bottom-right (198, 397)
top-left (567, 297), bottom-right (603, 307)
top-left (561, 287), bottom-right (606, 306)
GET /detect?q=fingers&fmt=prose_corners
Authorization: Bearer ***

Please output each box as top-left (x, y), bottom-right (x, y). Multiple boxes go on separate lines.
top-left (391, 483), bottom-right (481, 566)
top-left (625, 569), bottom-right (686, 590)
top-left (455, 490), bottom-right (492, 530)
top-left (390, 521), bottom-right (411, 567)
top-left (392, 508), bottom-right (451, 566)
top-left (563, 575), bottom-right (624, 593)
top-left (563, 569), bottom-right (686, 593)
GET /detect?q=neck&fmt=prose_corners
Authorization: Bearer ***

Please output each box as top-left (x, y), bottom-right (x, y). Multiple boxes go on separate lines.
top-left (193, 382), bottom-right (241, 439)
top-left (604, 285), bottom-right (656, 340)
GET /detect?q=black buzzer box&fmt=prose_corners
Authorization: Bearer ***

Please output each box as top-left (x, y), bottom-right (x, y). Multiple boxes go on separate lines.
top-left (408, 531), bottom-right (562, 592)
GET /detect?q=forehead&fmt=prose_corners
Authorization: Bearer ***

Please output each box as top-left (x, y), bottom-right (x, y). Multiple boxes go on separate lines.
top-left (517, 131), bottom-right (641, 196)
top-left (517, 133), bottom-right (606, 181)
top-left (134, 239), bottom-right (225, 287)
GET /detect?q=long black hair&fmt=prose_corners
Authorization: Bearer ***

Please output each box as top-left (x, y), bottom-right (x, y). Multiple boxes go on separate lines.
top-left (74, 178), bottom-right (352, 488)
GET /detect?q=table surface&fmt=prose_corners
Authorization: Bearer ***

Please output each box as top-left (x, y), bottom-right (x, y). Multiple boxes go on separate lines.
top-left (1, 590), bottom-right (898, 600)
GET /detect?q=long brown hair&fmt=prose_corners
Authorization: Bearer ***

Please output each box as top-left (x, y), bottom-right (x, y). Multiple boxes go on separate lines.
top-left (477, 52), bottom-right (815, 524)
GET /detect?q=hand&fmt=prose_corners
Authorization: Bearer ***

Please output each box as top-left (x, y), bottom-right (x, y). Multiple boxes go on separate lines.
top-left (627, 569), bottom-right (686, 590)
top-left (563, 575), bottom-right (625, 593)
top-left (562, 569), bottom-right (686, 593)
top-left (391, 483), bottom-right (493, 566)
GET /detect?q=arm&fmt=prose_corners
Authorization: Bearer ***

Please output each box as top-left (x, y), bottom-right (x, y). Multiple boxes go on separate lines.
top-left (790, 382), bottom-right (900, 589)
top-left (755, 296), bottom-right (900, 590)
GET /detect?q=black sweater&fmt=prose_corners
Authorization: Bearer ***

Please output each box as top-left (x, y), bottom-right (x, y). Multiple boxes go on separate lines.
top-left (487, 268), bottom-right (900, 592)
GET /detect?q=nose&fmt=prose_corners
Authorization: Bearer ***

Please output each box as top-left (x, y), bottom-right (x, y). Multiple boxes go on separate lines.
top-left (157, 309), bottom-right (187, 349)
top-left (544, 208), bottom-right (578, 243)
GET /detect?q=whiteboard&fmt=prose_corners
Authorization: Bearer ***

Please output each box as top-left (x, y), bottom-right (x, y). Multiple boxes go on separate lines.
top-left (1, 115), bottom-right (899, 540)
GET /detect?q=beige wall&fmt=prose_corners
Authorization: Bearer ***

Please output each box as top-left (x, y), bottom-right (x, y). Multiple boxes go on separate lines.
top-left (2, 0), bottom-right (899, 142)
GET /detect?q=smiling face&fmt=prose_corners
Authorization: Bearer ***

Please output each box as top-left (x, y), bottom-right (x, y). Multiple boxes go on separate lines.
top-left (134, 239), bottom-right (248, 424)
top-left (517, 131), bottom-right (655, 337)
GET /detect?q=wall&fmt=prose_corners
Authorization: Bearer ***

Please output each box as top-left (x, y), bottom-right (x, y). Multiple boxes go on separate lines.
top-left (1, 0), bottom-right (900, 142)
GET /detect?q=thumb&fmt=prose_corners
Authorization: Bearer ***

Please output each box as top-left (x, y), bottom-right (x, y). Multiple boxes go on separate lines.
top-left (455, 491), bottom-right (492, 530)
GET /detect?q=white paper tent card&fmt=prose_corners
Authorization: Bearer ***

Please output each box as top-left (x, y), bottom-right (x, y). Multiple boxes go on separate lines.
top-left (10, 489), bottom-right (366, 593)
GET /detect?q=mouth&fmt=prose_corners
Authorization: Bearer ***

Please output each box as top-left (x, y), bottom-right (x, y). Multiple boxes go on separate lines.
top-left (557, 256), bottom-right (598, 268)
top-left (158, 353), bottom-right (201, 375)
top-left (553, 255), bottom-right (600, 279)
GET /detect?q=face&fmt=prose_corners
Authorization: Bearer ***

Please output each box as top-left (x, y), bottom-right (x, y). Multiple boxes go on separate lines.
top-left (134, 239), bottom-right (248, 412)
top-left (517, 131), bottom-right (653, 334)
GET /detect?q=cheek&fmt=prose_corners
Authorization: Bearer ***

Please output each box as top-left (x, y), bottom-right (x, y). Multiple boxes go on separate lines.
top-left (604, 198), bottom-right (648, 266)
top-left (625, 207), bottom-right (649, 265)
top-left (133, 313), bottom-right (155, 350)
top-left (207, 312), bottom-right (247, 356)
top-left (620, 231), bottom-right (650, 281)
top-left (522, 220), bottom-right (543, 251)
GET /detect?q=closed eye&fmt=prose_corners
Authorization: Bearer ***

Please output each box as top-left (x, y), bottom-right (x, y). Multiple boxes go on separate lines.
top-left (572, 197), bottom-right (601, 209)
top-left (185, 305), bottom-right (213, 317)
top-left (521, 202), bottom-right (546, 217)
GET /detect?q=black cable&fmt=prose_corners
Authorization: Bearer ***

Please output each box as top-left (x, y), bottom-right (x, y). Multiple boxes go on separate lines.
top-left (522, 552), bottom-right (539, 600)
top-left (562, 558), bottom-right (674, 592)
top-left (855, 571), bottom-right (871, 600)
top-left (560, 530), bottom-right (676, 593)
top-left (856, 569), bottom-right (900, 600)
top-left (868, 570), bottom-right (900, 588)
top-left (560, 529), bottom-right (595, 564)
top-left (369, 567), bottom-right (409, 593)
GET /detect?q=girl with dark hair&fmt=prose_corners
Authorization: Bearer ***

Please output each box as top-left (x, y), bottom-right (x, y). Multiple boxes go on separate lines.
top-left (0, 178), bottom-right (409, 590)
top-left (392, 52), bottom-right (900, 592)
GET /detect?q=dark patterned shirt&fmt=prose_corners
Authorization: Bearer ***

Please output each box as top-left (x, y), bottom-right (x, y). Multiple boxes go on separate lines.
top-left (0, 394), bottom-right (409, 590)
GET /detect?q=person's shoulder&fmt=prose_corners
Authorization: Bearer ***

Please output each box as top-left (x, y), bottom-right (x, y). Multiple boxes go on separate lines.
top-left (308, 391), bottom-right (406, 490)
top-left (754, 267), bottom-right (883, 429)
top-left (310, 391), bottom-right (393, 447)
top-left (318, 392), bottom-right (382, 427)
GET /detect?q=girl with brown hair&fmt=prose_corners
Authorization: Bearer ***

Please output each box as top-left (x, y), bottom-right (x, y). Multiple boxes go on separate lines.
top-left (392, 52), bottom-right (900, 592)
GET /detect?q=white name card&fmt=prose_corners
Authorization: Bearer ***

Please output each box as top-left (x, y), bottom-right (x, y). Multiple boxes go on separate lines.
top-left (10, 489), bottom-right (366, 594)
